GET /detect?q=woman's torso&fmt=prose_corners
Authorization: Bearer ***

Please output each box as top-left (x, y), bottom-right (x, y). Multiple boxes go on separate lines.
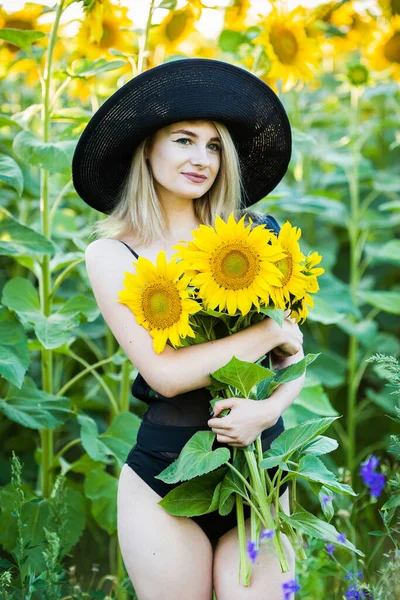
top-left (117, 226), bottom-right (274, 430)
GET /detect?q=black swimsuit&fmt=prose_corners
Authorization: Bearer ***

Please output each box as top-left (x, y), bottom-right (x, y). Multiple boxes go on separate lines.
top-left (120, 225), bottom-right (288, 546)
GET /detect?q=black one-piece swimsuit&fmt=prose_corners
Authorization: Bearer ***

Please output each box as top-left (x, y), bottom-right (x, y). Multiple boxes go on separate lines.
top-left (119, 218), bottom-right (288, 546)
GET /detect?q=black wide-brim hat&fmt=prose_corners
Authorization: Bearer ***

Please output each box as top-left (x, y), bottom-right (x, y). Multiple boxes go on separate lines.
top-left (72, 57), bottom-right (292, 214)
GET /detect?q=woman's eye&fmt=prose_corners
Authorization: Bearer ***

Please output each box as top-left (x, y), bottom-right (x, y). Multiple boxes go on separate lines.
top-left (175, 138), bottom-right (221, 152)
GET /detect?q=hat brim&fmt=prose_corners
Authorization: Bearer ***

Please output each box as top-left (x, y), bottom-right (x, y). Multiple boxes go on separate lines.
top-left (72, 58), bottom-right (292, 214)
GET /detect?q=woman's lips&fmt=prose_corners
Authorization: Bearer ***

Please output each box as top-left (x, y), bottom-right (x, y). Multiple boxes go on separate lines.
top-left (182, 173), bottom-right (207, 183)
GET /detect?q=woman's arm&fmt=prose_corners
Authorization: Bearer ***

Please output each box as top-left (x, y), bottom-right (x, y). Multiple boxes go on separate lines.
top-left (163, 318), bottom-right (285, 397)
top-left (258, 346), bottom-right (306, 427)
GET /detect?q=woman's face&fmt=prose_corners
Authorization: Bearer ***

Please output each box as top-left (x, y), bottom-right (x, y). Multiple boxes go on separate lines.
top-left (146, 120), bottom-right (222, 201)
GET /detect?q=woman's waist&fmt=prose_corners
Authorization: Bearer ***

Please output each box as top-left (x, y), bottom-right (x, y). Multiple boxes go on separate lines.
top-left (136, 414), bottom-right (284, 453)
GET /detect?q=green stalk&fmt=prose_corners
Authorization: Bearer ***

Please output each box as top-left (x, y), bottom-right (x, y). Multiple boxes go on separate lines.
top-left (236, 493), bottom-right (251, 585)
top-left (39, 0), bottom-right (65, 498)
top-left (346, 85), bottom-right (362, 486)
top-left (244, 449), bottom-right (289, 572)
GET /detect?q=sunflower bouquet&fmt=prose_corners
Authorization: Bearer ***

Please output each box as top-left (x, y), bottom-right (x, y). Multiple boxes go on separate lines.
top-left (118, 211), bottom-right (362, 584)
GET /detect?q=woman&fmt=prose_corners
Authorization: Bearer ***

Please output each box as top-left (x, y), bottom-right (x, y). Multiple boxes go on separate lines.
top-left (72, 58), bottom-right (303, 600)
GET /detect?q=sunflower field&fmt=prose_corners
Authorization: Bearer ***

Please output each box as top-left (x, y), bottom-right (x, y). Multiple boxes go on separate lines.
top-left (0, 0), bottom-right (399, 599)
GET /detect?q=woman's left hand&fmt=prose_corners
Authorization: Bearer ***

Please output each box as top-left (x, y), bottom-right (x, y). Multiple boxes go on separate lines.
top-left (207, 397), bottom-right (279, 448)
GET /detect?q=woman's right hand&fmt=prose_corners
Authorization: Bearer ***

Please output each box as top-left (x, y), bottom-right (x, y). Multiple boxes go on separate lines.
top-left (270, 309), bottom-right (303, 357)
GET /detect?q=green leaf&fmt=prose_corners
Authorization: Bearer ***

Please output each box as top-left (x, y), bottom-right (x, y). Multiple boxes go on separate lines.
top-left (336, 317), bottom-right (378, 347)
top-left (219, 455), bottom-right (250, 516)
top-left (281, 505), bottom-right (365, 557)
top-left (260, 416), bottom-right (341, 468)
top-left (0, 114), bottom-right (24, 129)
top-left (79, 412), bottom-right (141, 467)
top-left (0, 376), bottom-right (73, 429)
top-left (84, 470), bottom-right (118, 534)
top-left (357, 290), bottom-right (400, 314)
top-left (158, 467), bottom-right (228, 517)
top-left (259, 307), bottom-right (284, 327)
top-left (13, 130), bottom-right (75, 174)
top-left (210, 355), bottom-right (275, 397)
top-left (57, 295), bottom-right (100, 323)
top-left (0, 28), bottom-right (46, 54)
top-left (264, 353), bottom-right (319, 397)
top-left (0, 154), bottom-right (23, 196)
top-left (0, 306), bottom-right (30, 388)
top-left (381, 495), bottom-right (400, 510)
top-left (365, 387), bottom-right (399, 416)
top-left (218, 29), bottom-right (246, 52)
top-left (306, 347), bottom-right (347, 388)
top-left (0, 485), bottom-right (85, 575)
top-left (300, 435), bottom-right (339, 457)
top-left (297, 383), bottom-right (339, 416)
top-left (66, 57), bottom-right (127, 78)
top-left (0, 207), bottom-right (56, 257)
top-left (155, 430), bottom-right (230, 484)
top-left (287, 455), bottom-right (356, 496)
top-left (50, 107), bottom-right (93, 122)
top-left (1, 278), bottom-right (93, 348)
top-left (307, 296), bottom-right (345, 324)
top-left (365, 240), bottom-right (400, 266)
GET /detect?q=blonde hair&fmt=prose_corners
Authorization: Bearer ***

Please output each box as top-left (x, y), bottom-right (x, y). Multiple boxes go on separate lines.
top-left (89, 121), bottom-right (246, 246)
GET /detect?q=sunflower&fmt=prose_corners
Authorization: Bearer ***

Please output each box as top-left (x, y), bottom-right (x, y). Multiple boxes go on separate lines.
top-left (253, 3), bottom-right (321, 92)
top-left (288, 250), bottom-right (325, 324)
top-left (150, 1), bottom-right (202, 55)
top-left (366, 14), bottom-right (400, 82)
top-left (117, 250), bottom-right (201, 354)
top-left (265, 221), bottom-right (310, 310)
top-left (171, 213), bottom-right (286, 317)
top-left (75, 0), bottom-right (134, 60)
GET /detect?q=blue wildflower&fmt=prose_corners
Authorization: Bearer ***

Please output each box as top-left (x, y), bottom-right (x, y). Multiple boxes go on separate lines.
top-left (360, 455), bottom-right (386, 498)
top-left (282, 578), bottom-right (301, 600)
top-left (246, 539), bottom-right (259, 564)
top-left (260, 528), bottom-right (275, 540)
top-left (337, 532), bottom-right (347, 544)
top-left (322, 494), bottom-right (334, 507)
top-left (325, 542), bottom-right (335, 555)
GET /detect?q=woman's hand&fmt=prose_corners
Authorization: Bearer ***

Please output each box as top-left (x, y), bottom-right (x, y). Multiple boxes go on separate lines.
top-left (273, 310), bottom-right (303, 358)
top-left (207, 397), bottom-right (279, 448)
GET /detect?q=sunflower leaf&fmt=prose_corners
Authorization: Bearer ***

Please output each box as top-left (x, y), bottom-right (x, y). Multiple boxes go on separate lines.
top-left (260, 307), bottom-right (284, 327)
top-left (154, 431), bottom-right (230, 484)
top-left (210, 355), bottom-right (275, 397)
top-left (157, 467), bottom-right (228, 517)
top-left (263, 353), bottom-right (320, 397)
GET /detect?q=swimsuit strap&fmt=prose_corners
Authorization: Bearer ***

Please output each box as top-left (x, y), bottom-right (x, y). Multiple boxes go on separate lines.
top-left (119, 240), bottom-right (140, 259)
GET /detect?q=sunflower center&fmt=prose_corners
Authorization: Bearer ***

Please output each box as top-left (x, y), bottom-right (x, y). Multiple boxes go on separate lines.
top-left (142, 280), bottom-right (182, 329)
top-left (270, 25), bottom-right (298, 64)
top-left (384, 31), bottom-right (400, 64)
top-left (213, 245), bottom-right (258, 290)
top-left (99, 20), bottom-right (118, 49)
top-left (275, 256), bottom-right (293, 285)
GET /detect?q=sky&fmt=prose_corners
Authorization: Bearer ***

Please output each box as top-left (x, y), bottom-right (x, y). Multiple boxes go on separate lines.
top-left (0, 0), bottom-right (379, 40)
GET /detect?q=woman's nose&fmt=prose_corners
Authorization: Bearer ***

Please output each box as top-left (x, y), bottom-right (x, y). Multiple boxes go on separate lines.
top-left (191, 147), bottom-right (211, 166)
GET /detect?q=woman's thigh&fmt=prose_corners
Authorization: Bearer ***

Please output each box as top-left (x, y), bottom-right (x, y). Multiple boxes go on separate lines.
top-left (212, 487), bottom-right (296, 600)
top-left (117, 464), bottom-right (214, 600)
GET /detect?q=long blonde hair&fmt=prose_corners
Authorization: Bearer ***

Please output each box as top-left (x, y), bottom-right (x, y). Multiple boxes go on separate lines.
top-left (89, 120), bottom-right (246, 246)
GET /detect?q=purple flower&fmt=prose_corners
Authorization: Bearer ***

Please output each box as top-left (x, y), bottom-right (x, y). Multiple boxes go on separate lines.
top-left (282, 578), bottom-right (301, 600)
top-left (337, 532), bottom-right (347, 544)
top-left (246, 539), bottom-right (259, 564)
top-left (325, 542), bottom-right (335, 555)
top-left (359, 455), bottom-right (386, 498)
top-left (322, 494), bottom-right (334, 507)
top-left (345, 570), bottom-right (353, 580)
top-left (260, 528), bottom-right (275, 540)
top-left (344, 584), bottom-right (366, 599)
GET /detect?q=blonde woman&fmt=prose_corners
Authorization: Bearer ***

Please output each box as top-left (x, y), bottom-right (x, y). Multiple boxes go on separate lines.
top-left (72, 58), bottom-right (303, 600)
